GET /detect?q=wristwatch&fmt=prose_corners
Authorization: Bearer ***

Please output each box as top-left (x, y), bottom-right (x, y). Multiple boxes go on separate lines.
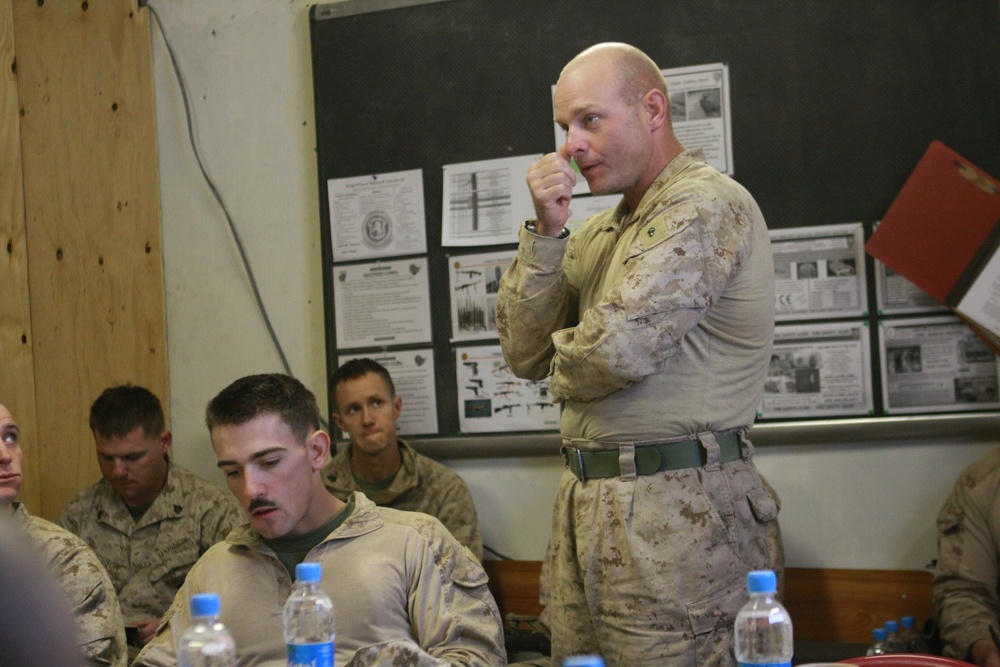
top-left (524, 221), bottom-right (570, 239)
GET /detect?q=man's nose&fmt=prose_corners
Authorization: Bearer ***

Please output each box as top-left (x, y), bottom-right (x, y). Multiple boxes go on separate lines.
top-left (242, 468), bottom-right (264, 500)
top-left (564, 127), bottom-right (586, 155)
top-left (0, 443), bottom-right (11, 463)
top-left (112, 459), bottom-right (128, 478)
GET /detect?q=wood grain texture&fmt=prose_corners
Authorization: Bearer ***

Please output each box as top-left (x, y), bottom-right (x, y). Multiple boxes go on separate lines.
top-left (484, 561), bottom-right (935, 645)
top-left (10, 0), bottom-right (167, 519)
top-left (0, 0), bottom-right (41, 512)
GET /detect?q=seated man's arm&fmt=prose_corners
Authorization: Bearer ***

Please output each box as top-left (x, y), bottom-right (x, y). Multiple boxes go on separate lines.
top-left (52, 538), bottom-right (129, 667)
top-left (934, 464), bottom-right (1000, 665)
top-left (132, 578), bottom-right (192, 666)
top-left (404, 516), bottom-right (506, 666)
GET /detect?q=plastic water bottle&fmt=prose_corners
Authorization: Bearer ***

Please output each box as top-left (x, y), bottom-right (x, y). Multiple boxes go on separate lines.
top-left (177, 593), bottom-right (236, 667)
top-left (562, 657), bottom-right (606, 667)
top-left (867, 627), bottom-right (889, 656)
top-left (734, 570), bottom-right (794, 667)
top-left (284, 562), bottom-right (335, 667)
top-left (900, 615), bottom-right (928, 653)
top-left (884, 619), bottom-right (906, 653)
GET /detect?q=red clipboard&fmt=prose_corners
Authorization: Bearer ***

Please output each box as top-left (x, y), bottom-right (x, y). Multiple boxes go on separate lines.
top-left (866, 141), bottom-right (1000, 307)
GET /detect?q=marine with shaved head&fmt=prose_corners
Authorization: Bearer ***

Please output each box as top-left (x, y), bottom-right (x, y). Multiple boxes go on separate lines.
top-left (498, 42), bottom-right (778, 666)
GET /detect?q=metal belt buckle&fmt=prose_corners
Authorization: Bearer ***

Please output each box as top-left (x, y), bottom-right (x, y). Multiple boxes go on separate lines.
top-left (576, 448), bottom-right (587, 482)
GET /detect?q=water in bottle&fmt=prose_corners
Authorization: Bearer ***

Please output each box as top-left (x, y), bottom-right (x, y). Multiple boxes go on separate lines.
top-left (899, 615), bottom-right (928, 653)
top-left (733, 569), bottom-right (794, 667)
top-left (177, 593), bottom-right (237, 667)
top-left (867, 627), bottom-right (889, 656)
top-left (884, 619), bottom-right (905, 653)
top-left (284, 562), bottom-right (335, 667)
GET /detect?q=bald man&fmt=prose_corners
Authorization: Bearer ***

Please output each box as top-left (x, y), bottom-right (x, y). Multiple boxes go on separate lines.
top-left (0, 402), bottom-right (127, 666)
top-left (497, 43), bottom-right (778, 666)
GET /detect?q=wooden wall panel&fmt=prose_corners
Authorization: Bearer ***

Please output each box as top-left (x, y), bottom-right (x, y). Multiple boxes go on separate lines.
top-left (0, 0), bottom-right (40, 512)
top-left (11, 0), bottom-right (167, 520)
top-left (484, 561), bottom-right (936, 645)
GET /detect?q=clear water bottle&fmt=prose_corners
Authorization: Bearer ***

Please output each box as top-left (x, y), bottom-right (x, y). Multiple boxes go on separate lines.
top-left (899, 615), bottom-right (928, 653)
top-left (867, 627), bottom-right (889, 656)
top-left (734, 569), bottom-right (794, 667)
top-left (177, 593), bottom-right (236, 667)
top-left (284, 562), bottom-right (335, 667)
top-left (562, 657), bottom-right (606, 667)
top-left (884, 619), bottom-right (906, 653)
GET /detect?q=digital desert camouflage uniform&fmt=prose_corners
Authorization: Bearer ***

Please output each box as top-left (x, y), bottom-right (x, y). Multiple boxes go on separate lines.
top-left (934, 446), bottom-right (1000, 662)
top-left (324, 437), bottom-right (484, 561)
top-left (58, 462), bottom-right (242, 623)
top-left (13, 503), bottom-right (128, 667)
top-left (497, 148), bottom-right (778, 667)
top-left (134, 492), bottom-right (505, 667)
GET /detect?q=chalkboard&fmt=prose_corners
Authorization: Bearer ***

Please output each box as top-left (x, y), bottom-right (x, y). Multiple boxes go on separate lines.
top-left (309, 0), bottom-right (1000, 442)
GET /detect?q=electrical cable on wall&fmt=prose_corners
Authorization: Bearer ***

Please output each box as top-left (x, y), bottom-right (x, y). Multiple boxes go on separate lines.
top-left (148, 5), bottom-right (516, 560)
top-left (146, 3), bottom-right (297, 387)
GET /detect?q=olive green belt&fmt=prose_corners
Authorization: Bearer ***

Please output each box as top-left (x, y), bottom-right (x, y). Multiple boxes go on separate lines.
top-left (563, 434), bottom-right (742, 481)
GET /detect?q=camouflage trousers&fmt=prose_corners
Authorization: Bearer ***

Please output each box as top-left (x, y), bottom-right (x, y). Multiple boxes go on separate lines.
top-left (544, 445), bottom-right (777, 667)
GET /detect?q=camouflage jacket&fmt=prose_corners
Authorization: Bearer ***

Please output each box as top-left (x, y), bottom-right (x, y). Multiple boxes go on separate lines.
top-left (14, 503), bottom-right (128, 667)
top-left (134, 492), bottom-right (505, 667)
top-left (58, 463), bottom-right (242, 621)
top-left (934, 447), bottom-right (1000, 661)
top-left (323, 438), bottom-right (483, 561)
top-left (497, 149), bottom-right (774, 445)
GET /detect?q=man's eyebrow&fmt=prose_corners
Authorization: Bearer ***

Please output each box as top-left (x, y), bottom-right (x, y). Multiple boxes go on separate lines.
top-left (216, 446), bottom-right (286, 469)
top-left (0, 424), bottom-right (19, 436)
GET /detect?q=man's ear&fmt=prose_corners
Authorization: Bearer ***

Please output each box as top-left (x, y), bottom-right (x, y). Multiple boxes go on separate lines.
top-left (330, 411), bottom-right (345, 431)
top-left (643, 88), bottom-right (667, 131)
top-left (306, 429), bottom-right (331, 470)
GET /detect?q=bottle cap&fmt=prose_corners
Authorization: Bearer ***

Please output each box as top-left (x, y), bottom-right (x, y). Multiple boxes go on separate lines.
top-left (563, 657), bottom-right (606, 667)
top-left (885, 620), bottom-right (899, 633)
top-left (901, 615), bottom-right (916, 628)
top-left (190, 592), bottom-right (221, 617)
top-left (873, 627), bottom-right (887, 641)
top-left (746, 569), bottom-right (777, 594)
top-left (295, 561), bottom-right (322, 584)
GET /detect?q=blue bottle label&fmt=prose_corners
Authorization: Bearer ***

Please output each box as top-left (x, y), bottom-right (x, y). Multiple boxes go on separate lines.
top-left (287, 641), bottom-right (334, 667)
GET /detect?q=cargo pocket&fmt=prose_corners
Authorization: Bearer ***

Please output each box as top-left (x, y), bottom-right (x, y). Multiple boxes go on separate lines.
top-left (687, 579), bottom-right (744, 665)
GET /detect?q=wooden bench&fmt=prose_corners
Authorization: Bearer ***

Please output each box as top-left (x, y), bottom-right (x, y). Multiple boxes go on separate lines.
top-left (484, 561), bottom-right (934, 645)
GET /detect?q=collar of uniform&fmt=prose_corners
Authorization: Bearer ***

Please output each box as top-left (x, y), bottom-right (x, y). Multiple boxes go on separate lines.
top-left (631, 148), bottom-right (707, 222)
top-left (328, 439), bottom-right (421, 504)
top-left (229, 490), bottom-right (383, 551)
top-left (10, 501), bottom-right (30, 527)
top-left (96, 462), bottom-right (185, 531)
top-left (379, 438), bottom-right (420, 499)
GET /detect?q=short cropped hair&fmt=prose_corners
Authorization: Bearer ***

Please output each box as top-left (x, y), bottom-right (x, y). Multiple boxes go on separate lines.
top-left (329, 358), bottom-right (396, 410)
top-left (205, 374), bottom-right (321, 444)
top-left (89, 384), bottom-right (165, 439)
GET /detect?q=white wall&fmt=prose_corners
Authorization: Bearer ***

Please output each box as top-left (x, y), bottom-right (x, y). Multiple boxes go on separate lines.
top-left (150, 0), bottom-right (996, 570)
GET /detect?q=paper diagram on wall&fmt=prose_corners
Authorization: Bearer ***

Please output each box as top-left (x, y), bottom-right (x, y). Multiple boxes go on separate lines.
top-left (759, 321), bottom-right (873, 419)
top-left (771, 222), bottom-right (868, 321)
top-left (327, 169), bottom-right (427, 262)
top-left (332, 257), bottom-right (433, 349)
top-left (441, 155), bottom-right (540, 247)
top-left (448, 250), bottom-right (516, 342)
top-left (455, 345), bottom-right (559, 433)
top-left (879, 315), bottom-right (1000, 414)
